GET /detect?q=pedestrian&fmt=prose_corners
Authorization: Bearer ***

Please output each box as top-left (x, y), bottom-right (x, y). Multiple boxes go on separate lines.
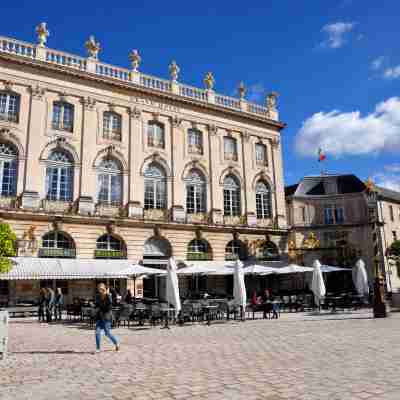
top-left (54, 287), bottom-right (64, 321)
top-left (124, 289), bottom-right (132, 304)
top-left (38, 288), bottom-right (47, 322)
top-left (109, 287), bottom-right (117, 305)
top-left (46, 287), bottom-right (55, 323)
top-left (262, 288), bottom-right (272, 319)
top-left (94, 283), bottom-right (119, 353)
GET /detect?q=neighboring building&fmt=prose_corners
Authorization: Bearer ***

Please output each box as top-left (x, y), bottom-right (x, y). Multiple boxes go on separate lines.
top-left (0, 25), bottom-right (288, 304)
top-left (285, 174), bottom-right (400, 297)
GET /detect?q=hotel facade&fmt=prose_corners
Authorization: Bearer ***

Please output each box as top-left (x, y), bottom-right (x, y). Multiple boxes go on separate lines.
top-left (0, 25), bottom-right (288, 304)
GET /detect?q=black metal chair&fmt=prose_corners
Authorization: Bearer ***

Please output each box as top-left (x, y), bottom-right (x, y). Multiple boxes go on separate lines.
top-left (117, 305), bottom-right (134, 327)
top-left (150, 303), bottom-right (163, 326)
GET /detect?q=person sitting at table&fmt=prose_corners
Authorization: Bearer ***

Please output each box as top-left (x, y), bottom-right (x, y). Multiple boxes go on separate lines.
top-left (124, 289), bottom-right (133, 304)
top-left (262, 289), bottom-right (273, 319)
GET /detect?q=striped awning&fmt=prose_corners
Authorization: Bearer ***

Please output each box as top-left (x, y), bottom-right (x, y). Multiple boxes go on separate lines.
top-left (0, 257), bottom-right (140, 280)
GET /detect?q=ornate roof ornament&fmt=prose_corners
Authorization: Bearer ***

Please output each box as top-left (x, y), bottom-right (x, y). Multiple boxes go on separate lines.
top-left (128, 49), bottom-right (141, 72)
top-left (238, 81), bottom-right (246, 100)
top-left (85, 35), bottom-right (101, 60)
top-left (35, 22), bottom-right (49, 47)
top-left (266, 92), bottom-right (279, 112)
top-left (169, 60), bottom-right (180, 82)
top-left (204, 72), bottom-right (215, 90)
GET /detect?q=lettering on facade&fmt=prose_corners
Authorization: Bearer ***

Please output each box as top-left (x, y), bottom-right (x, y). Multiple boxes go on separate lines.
top-left (130, 96), bottom-right (181, 113)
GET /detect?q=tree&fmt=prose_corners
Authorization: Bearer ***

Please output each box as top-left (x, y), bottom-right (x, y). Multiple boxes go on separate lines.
top-left (0, 223), bottom-right (17, 273)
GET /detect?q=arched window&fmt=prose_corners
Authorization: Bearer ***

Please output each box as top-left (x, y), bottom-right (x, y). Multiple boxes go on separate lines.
top-left (0, 143), bottom-right (18, 197)
top-left (103, 111), bottom-right (122, 141)
top-left (45, 150), bottom-right (73, 201)
top-left (97, 158), bottom-right (122, 205)
top-left (256, 241), bottom-right (280, 261)
top-left (185, 169), bottom-right (206, 214)
top-left (40, 231), bottom-right (75, 258)
top-left (187, 239), bottom-right (212, 260)
top-left (144, 163), bottom-right (166, 210)
top-left (0, 92), bottom-right (20, 123)
top-left (143, 237), bottom-right (172, 263)
top-left (188, 128), bottom-right (203, 154)
top-left (52, 102), bottom-right (74, 132)
top-left (225, 240), bottom-right (247, 261)
top-left (223, 175), bottom-right (241, 216)
top-left (256, 181), bottom-right (272, 219)
top-left (95, 234), bottom-right (126, 259)
top-left (147, 121), bottom-right (165, 148)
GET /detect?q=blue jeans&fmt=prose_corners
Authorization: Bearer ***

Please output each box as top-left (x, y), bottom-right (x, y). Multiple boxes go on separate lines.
top-left (95, 320), bottom-right (118, 350)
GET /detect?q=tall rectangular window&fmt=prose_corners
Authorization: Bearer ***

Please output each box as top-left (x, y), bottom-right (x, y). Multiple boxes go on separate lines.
top-left (389, 205), bottom-right (394, 221)
top-left (335, 207), bottom-right (344, 224)
top-left (324, 207), bottom-right (334, 224)
top-left (188, 129), bottom-right (203, 155)
top-left (0, 92), bottom-right (20, 123)
top-left (103, 112), bottom-right (122, 141)
top-left (224, 137), bottom-right (238, 161)
top-left (255, 143), bottom-right (267, 165)
top-left (52, 102), bottom-right (74, 132)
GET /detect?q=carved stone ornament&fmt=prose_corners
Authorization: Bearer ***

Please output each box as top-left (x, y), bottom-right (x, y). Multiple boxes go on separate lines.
top-left (30, 84), bottom-right (46, 100)
top-left (0, 128), bottom-right (10, 139)
top-left (51, 217), bottom-right (63, 231)
top-left (152, 112), bottom-right (160, 122)
top-left (128, 49), bottom-right (141, 72)
top-left (85, 35), bottom-right (101, 59)
top-left (195, 228), bottom-right (203, 240)
top-left (55, 137), bottom-right (67, 149)
top-left (241, 131), bottom-right (250, 142)
top-left (59, 91), bottom-right (68, 102)
top-left (129, 106), bottom-right (141, 119)
top-left (171, 115), bottom-right (182, 127)
top-left (270, 137), bottom-right (280, 148)
top-left (3, 80), bottom-right (13, 91)
top-left (238, 81), bottom-right (246, 100)
top-left (208, 124), bottom-right (217, 135)
top-left (106, 221), bottom-right (115, 234)
top-left (169, 60), bottom-right (180, 82)
top-left (232, 231), bottom-right (239, 241)
top-left (82, 96), bottom-right (96, 111)
top-left (153, 225), bottom-right (161, 238)
top-left (35, 22), bottom-right (49, 47)
top-left (204, 72), bottom-right (215, 90)
top-left (151, 151), bottom-right (160, 162)
top-left (303, 232), bottom-right (320, 249)
top-left (106, 145), bottom-right (116, 157)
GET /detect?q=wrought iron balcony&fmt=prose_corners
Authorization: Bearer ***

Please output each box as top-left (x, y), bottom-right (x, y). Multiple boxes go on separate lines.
top-left (186, 212), bottom-right (208, 224)
top-left (0, 196), bottom-right (17, 209)
top-left (144, 208), bottom-right (168, 221)
top-left (186, 252), bottom-right (213, 261)
top-left (95, 202), bottom-right (123, 217)
top-left (42, 200), bottom-right (72, 213)
top-left (94, 249), bottom-right (126, 259)
top-left (38, 247), bottom-right (76, 258)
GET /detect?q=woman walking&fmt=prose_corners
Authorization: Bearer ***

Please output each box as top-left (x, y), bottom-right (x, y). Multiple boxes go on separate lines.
top-left (94, 283), bottom-right (119, 353)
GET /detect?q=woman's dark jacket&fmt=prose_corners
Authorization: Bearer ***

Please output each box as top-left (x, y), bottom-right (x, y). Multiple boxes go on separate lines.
top-left (95, 294), bottom-right (113, 321)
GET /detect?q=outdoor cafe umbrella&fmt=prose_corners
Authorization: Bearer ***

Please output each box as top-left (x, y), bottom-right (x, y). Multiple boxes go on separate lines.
top-left (233, 259), bottom-right (247, 319)
top-left (273, 264), bottom-right (313, 274)
top-left (352, 259), bottom-right (369, 296)
top-left (311, 259), bottom-right (326, 307)
top-left (243, 264), bottom-right (277, 275)
top-left (166, 257), bottom-right (181, 317)
top-left (177, 263), bottom-right (217, 292)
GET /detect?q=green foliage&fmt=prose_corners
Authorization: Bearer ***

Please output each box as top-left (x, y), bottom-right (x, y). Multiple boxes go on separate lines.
top-left (0, 223), bottom-right (17, 273)
top-left (389, 240), bottom-right (400, 257)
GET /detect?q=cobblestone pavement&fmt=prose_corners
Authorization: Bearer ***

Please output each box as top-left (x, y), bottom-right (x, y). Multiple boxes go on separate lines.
top-left (1, 310), bottom-right (400, 400)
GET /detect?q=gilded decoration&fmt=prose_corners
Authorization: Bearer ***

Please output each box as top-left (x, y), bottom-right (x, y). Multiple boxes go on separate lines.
top-left (85, 35), bottom-right (101, 59)
top-left (144, 208), bottom-right (167, 221)
top-left (42, 200), bottom-right (72, 214)
top-left (204, 72), bottom-right (215, 90)
top-left (187, 213), bottom-right (208, 224)
top-left (35, 22), bottom-right (49, 47)
top-left (303, 232), bottom-right (320, 249)
top-left (266, 92), bottom-right (278, 112)
top-left (238, 82), bottom-right (246, 100)
top-left (95, 203), bottom-right (122, 218)
top-left (18, 226), bottom-right (38, 256)
top-left (169, 60), bottom-right (180, 82)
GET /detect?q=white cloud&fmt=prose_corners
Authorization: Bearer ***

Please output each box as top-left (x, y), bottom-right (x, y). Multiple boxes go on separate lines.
top-left (295, 97), bottom-right (400, 158)
top-left (371, 56), bottom-right (385, 70)
top-left (321, 22), bottom-right (356, 49)
top-left (383, 65), bottom-right (400, 79)
top-left (247, 83), bottom-right (265, 103)
top-left (384, 164), bottom-right (400, 173)
top-left (373, 172), bottom-right (400, 192)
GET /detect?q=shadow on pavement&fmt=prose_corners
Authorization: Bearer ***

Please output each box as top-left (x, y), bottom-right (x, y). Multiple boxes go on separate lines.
top-left (12, 350), bottom-right (94, 355)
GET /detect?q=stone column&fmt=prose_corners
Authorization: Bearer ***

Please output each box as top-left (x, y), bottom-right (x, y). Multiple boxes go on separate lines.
top-left (208, 124), bottom-right (222, 224)
top-left (20, 85), bottom-right (47, 209)
top-left (77, 97), bottom-right (97, 215)
top-left (127, 106), bottom-right (143, 218)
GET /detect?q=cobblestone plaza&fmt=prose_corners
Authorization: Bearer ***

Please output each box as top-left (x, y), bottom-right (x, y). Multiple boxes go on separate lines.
top-left (2, 311), bottom-right (400, 400)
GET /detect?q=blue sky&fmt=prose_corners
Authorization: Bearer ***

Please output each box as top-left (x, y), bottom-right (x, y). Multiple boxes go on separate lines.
top-left (2, 1), bottom-right (400, 188)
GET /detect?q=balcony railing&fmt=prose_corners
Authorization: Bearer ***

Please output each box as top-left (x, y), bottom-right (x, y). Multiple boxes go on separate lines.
top-left (38, 248), bottom-right (76, 258)
top-left (188, 144), bottom-right (203, 155)
top-left (95, 202), bottom-right (122, 217)
top-left (0, 111), bottom-right (18, 123)
top-left (256, 218), bottom-right (273, 227)
top-left (186, 213), bottom-right (208, 224)
top-left (224, 152), bottom-right (238, 162)
top-left (0, 196), bottom-right (17, 209)
top-left (186, 252), bottom-right (213, 261)
top-left (0, 35), bottom-right (277, 121)
top-left (42, 200), bottom-right (72, 213)
top-left (94, 249), bottom-right (126, 259)
top-left (144, 208), bottom-right (168, 221)
top-left (223, 215), bottom-right (246, 226)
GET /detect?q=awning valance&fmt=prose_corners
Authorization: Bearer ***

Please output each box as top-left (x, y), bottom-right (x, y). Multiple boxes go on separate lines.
top-left (0, 258), bottom-right (141, 280)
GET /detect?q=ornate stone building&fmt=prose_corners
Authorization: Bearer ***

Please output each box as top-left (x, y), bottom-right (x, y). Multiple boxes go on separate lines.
top-left (0, 25), bottom-right (288, 303)
top-left (285, 174), bottom-right (400, 301)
